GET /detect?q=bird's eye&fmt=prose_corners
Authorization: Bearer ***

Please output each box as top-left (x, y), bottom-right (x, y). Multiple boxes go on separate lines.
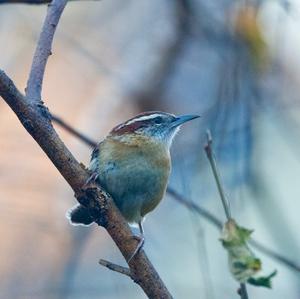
top-left (154, 117), bottom-right (163, 124)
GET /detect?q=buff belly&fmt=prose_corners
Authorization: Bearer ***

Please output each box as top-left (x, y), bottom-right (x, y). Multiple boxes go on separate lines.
top-left (96, 140), bottom-right (170, 223)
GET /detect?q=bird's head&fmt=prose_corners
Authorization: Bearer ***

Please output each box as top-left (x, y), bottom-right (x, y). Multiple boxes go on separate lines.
top-left (109, 111), bottom-right (200, 147)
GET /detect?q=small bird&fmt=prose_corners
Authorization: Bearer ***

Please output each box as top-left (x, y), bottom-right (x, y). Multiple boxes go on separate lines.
top-left (67, 111), bottom-right (199, 260)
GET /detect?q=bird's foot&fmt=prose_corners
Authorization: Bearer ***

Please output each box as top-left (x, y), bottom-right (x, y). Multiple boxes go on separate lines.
top-left (83, 172), bottom-right (99, 188)
top-left (128, 235), bottom-right (145, 263)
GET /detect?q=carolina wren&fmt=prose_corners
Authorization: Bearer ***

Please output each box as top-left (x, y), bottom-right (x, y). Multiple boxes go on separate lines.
top-left (67, 111), bottom-right (199, 260)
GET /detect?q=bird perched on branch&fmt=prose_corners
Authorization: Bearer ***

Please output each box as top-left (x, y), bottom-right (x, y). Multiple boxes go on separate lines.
top-left (67, 111), bottom-right (199, 260)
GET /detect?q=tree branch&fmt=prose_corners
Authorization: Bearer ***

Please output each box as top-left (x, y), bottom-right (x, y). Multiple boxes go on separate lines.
top-left (99, 259), bottom-right (132, 279)
top-left (26, 0), bottom-right (67, 103)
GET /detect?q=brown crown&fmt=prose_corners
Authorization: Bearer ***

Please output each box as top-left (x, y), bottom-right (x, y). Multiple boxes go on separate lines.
top-left (110, 111), bottom-right (170, 135)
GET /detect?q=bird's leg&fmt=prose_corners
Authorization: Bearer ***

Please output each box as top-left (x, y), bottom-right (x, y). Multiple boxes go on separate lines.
top-left (128, 221), bottom-right (145, 262)
top-left (83, 172), bottom-right (99, 188)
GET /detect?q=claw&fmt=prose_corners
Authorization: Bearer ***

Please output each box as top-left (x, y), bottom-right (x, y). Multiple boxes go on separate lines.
top-left (83, 172), bottom-right (99, 188)
top-left (128, 235), bottom-right (145, 262)
top-left (128, 220), bottom-right (145, 262)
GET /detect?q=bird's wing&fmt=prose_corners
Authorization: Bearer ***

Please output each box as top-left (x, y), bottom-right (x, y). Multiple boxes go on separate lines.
top-left (89, 142), bottom-right (102, 172)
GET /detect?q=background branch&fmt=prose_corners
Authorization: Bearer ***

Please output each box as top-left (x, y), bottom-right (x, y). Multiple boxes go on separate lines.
top-left (168, 187), bottom-right (300, 273)
top-left (52, 114), bottom-right (97, 148)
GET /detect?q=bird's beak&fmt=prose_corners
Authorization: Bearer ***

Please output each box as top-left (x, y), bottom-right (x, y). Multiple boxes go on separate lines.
top-left (171, 114), bottom-right (200, 127)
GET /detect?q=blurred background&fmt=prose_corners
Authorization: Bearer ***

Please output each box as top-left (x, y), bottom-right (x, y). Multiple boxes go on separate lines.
top-left (0, 0), bottom-right (300, 298)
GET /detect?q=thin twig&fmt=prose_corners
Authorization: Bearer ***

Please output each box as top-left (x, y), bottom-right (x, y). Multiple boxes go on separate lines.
top-left (52, 114), bottom-right (97, 148)
top-left (239, 283), bottom-right (249, 299)
top-left (50, 114), bottom-right (300, 274)
top-left (167, 187), bottom-right (300, 272)
top-left (249, 239), bottom-right (300, 272)
top-left (99, 259), bottom-right (132, 279)
top-left (26, 0), bottom-right (68, 102)
top-left (204, 130), bottom-right (248, 299)
top-left (204, 130), bottom-right (231, 220)
top-left (167, 187), bottom-right (222, 228)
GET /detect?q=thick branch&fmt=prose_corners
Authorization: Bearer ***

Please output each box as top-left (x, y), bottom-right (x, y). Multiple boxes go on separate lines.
top-left (26, 0), bottom-right (67, 102)
top-left (0, 70), bottom-right (173, 298)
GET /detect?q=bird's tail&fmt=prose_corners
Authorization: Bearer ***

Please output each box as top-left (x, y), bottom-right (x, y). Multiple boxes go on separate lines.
top-left (66, 204), bottom-right (94, 226)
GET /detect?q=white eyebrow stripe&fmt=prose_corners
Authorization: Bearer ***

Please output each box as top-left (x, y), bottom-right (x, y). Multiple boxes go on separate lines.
top-left (125, 114), bottom-right (163, 125)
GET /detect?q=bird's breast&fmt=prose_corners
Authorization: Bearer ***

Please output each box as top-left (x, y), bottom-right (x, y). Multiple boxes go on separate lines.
top-left (96, 137), bottom-right (171, 222)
